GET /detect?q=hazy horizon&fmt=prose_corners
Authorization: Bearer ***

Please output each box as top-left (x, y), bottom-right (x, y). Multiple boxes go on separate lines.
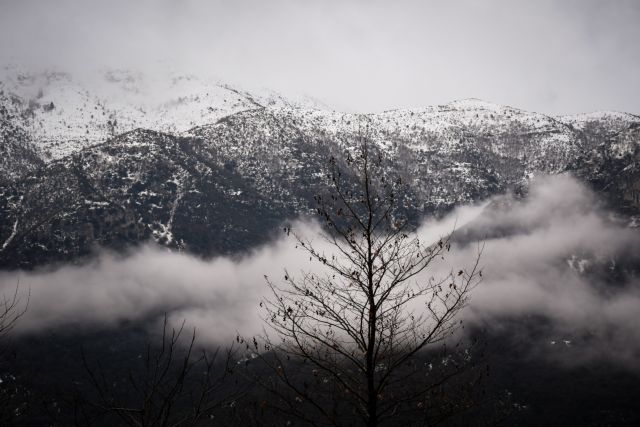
top-left (1, 0), bottom-right (639, 115)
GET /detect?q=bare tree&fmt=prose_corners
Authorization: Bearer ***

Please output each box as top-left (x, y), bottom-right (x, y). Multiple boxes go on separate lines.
top-left (0, 281), bottom-right (28, 339)
top-left (255, 134), bottom-right (483, 426)
top-left (78, 316), bottom-right (241, 427)
top-left (0, 282), bottom-right (29, 425)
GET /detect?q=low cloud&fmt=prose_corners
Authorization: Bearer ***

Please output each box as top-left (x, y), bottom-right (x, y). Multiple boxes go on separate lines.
top-left (0, 235), bottom-right (307, 343)
top-left (1, 174), bottom-right (639, 369)
top-left (442, 175), bottom-right (640, 368)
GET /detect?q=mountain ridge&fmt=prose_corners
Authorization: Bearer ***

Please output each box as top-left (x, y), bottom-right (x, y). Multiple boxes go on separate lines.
top-left (1, 69), bottom-right (639, 268)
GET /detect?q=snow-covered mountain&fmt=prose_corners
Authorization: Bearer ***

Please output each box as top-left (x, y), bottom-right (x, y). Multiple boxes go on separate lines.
top-left (1, 68), bottom-right (639, 268)
top-left (0, 67), bottom-right (327, 161)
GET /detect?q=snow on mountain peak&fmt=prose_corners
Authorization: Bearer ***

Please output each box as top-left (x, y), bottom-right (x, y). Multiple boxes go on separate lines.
top-left (2, 66), bottom-right (640, 167)
top-left (556, 110), bottom-right (640, 132)
top-left (0, 66), bottom-right (338, 160)
top-left (444, 98), bottom-right (507, 112)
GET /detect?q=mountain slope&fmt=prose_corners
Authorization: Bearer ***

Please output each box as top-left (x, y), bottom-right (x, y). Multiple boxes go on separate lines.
top-left (1, 71), bottom-right (639, 268)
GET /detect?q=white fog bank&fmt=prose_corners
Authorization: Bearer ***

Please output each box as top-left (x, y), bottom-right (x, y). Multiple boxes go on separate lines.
top-left (1, 174), bottom-right (639, 368)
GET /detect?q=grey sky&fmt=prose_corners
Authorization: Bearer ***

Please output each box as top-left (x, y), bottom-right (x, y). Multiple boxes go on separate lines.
top-left (1, 0), bottom-right (639, 114)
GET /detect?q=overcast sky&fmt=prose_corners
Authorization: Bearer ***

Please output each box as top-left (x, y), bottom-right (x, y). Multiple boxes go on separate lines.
top-left (1, 0), bottom-right (639, 114)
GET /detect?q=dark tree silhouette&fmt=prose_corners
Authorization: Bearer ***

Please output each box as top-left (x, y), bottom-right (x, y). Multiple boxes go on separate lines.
top-left (78, 317), bottom-right (241, 427)
top-left (0, 282), bottom-right (29, 425)
top-left (254, 133), bottom-right (484, 426)
top-left (0, 282), bottom-right (28, 339)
